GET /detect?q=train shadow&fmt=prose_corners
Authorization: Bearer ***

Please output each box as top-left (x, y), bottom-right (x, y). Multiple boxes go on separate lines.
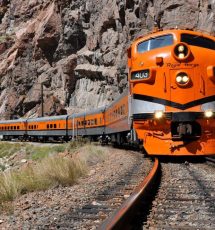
top-left (156, 156), bottom-right (206, 164)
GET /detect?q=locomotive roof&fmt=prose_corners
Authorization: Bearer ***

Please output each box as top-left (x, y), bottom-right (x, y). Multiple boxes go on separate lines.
top-left (133, 29), bottom-right (215, 44)
top-left (0, 118), bottom-right (27, 124)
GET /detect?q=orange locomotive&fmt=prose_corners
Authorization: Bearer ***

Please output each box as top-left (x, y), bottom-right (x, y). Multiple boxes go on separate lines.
top-left (128, 29), bottom-right (215, 156)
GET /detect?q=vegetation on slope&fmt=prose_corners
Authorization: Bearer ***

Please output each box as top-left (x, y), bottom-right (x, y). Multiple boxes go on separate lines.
top-left (0, 140), bottom-right (106, 203)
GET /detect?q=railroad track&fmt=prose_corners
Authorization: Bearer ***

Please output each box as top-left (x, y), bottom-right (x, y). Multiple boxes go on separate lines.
top-left (56, 152), bottom-right (154, 229)
top-left (143, 159), bottom-right (215, 229)
top-left (99, 157), bottom-right (215, 230)
top-left (100, 158), bottom-right (160, 229)
top-left (205, 157), bottom-right (215, 165)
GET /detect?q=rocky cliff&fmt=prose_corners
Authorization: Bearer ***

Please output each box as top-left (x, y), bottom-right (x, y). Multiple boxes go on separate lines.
top-left (0, 0), bottom-right (214, 118)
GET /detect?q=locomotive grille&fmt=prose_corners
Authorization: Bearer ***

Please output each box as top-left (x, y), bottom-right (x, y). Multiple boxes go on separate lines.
top-left (171, 121), bottom-right (201, 140)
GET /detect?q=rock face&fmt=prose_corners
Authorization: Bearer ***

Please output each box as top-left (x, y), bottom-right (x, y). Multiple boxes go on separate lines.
top-left (0, 0), bottom-right (214, 118)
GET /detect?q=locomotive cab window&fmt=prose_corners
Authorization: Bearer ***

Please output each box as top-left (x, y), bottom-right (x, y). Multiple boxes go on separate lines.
top-left (137, 34), bottom-right (174, 53)
top-left (181, 34), bottom-right (215, 50)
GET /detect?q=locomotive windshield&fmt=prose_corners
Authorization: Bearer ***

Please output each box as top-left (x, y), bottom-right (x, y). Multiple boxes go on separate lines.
top-left (181, 34), bottom-right (215, 50)
top-left (137, 34), bottom-right (173, 53)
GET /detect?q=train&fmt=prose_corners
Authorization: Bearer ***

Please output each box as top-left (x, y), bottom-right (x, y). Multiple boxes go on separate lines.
top-left (0, 28), bottom-right (214, 156)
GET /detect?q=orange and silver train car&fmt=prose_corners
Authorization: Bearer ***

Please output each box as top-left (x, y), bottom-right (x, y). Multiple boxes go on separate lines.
top-left (105, 90), bottom-right (130, 144)
top-left (128, 29), bottom-right (215, 156)
top-left (0, 119), bottom-right (27, 140)
top-left (26, 115), bottom-right (69, 141)
top-left (68, 107), bottom-right (106, 139)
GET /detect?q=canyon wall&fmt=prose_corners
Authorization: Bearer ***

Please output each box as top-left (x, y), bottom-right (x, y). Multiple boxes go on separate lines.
top-left (0, 0), bottom-right (214, 118)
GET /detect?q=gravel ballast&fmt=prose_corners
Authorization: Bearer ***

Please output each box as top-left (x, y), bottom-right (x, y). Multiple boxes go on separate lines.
top-left (0, 146), bottom-right (152, 229)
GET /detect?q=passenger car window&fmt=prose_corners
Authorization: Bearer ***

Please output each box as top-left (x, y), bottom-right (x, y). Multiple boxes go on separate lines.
top-left (137, 34), bottom-right (173, 53)
top-left (181, 34), bottom-right (215, 50)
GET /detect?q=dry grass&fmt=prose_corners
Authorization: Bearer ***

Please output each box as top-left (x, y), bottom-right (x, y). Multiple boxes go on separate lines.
top-left (0, 142), bottom-right (67, 160)
top-left (0, 156), bottom-right (86, 202)
top-left (66, 138), bottom-right (89, 151)
top-left (0, 142), bottom-right (23, 158)
top-left (78, 143), bottom-right (107, 166)
top-left (0, 140), bottom-right (107, 203)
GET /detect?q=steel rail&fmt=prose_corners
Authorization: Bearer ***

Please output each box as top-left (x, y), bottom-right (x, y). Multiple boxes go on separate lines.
top-left (205, 157), bottom-right (215, 164)
top-left (99, 157), bottom-right (160, 230)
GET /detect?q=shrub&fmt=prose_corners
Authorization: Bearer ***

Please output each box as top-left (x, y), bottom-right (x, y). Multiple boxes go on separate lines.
top-left (67, 138), bottom-right (89, 151)
top-left (78, 144), bottom-right (106, 166)
top-left (0, 156), bottom-right (86, 202)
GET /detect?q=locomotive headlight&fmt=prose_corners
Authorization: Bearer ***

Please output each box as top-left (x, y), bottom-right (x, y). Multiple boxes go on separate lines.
top-left (178, 45), bottom-right (185, 52)
top-left (176, 75), bottom-right (182, 83)
top-left (176, 72), bottom-right (190, 86)
top-left (178, 53), bottom-right (185, 59)
top-left (154, 111), bottom-right (164, 119)
top-left (182, 75), bottom-right (189, 83)
top-left (204, 110), bottom-right (213, 118)
top-left (173, 42), bottom-right (190, 61)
